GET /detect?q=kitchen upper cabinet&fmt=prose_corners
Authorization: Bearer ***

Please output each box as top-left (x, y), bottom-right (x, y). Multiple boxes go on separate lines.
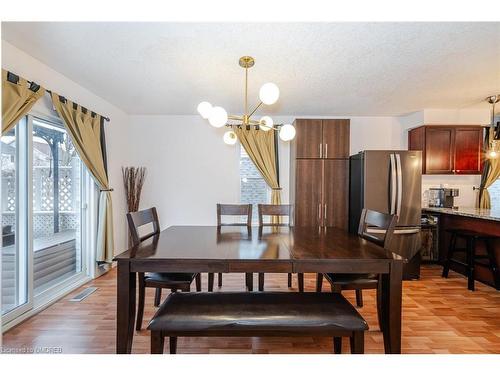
top-left (294, 119), bottom-right (323, 158)
top-left (293, 119), bottom-right (350, 159)
top-left (425, 127), bottom-right (454, 174)
top-left (454, 128), bottom-right (483, 174)
top-left (322, 119), bottom-right (350, 158)
top-left (294, 159), bottom-right (323, 227)
top-left (408, 125), bottom-right (483, 175)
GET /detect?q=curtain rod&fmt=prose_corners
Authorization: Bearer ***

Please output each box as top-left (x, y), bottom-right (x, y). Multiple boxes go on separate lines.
top-left (44, 88), bottom-right (111, 122)
top-left (22, 76), bottom-right (111, 122)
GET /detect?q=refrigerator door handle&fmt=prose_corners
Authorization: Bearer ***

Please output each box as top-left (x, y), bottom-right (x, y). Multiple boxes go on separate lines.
top-left (396, 153), bottom-right (403, 219)
top-left (389, 154), bottom-right (397, 215)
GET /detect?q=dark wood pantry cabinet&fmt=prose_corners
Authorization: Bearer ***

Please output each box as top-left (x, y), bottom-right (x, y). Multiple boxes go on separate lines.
top-left (408, 125), bottom-right (484, 175)
top-left (290, 119), bottom-right (350, 228)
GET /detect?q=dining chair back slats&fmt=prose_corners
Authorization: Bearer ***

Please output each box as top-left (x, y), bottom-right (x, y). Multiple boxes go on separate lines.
top-left (357, 208), bottom-right (397, 250)
top-left (258, 204), bottom-right (292, 226)
top-left (127, 207), bottom-right (160, 246)
top-left (217, 204), bottom-right (252, 227)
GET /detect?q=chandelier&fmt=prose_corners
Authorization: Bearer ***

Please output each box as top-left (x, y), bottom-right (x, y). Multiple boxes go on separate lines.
top-left (486, 95), bottom-right (500, 159)
top-left (197, 56), bottom-right (296, 145)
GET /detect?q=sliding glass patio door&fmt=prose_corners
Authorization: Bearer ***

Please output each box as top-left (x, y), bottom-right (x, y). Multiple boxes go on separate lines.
top-left (1, 113), bottom-right (89, 324)
top-left (1, 117), bottom-right (31, 318)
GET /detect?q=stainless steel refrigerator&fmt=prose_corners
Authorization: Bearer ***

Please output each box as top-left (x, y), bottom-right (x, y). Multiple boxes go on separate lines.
top-left (349, 150), bottom-right (422, 279)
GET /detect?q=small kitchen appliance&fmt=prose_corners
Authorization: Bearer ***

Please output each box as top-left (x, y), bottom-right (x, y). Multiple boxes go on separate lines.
top-left (428, 188), bottom-right (459, 208)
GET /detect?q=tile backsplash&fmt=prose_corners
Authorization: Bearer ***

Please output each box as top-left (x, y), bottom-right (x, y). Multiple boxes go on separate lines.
top-left (421, 175), bottom-right (481, 208)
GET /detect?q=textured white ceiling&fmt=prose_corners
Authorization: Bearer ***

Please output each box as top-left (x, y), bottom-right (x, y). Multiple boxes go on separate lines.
top-left (2, 22), bottom-right (499, 116)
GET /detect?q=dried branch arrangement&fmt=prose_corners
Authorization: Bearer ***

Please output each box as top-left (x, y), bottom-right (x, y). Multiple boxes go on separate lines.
top-left (122, 166), bottom-right (147, 213)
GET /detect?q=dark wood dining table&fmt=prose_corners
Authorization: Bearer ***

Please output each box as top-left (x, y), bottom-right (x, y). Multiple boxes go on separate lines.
top-left (114, 225), bottom-right (403, 354)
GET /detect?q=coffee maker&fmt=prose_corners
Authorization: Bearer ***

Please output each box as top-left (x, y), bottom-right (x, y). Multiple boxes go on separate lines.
top-left (428, 188), bottom-right (459, 208)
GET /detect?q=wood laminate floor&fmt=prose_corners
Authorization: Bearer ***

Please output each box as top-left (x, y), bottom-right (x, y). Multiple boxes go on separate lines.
top-left (2, 265), bottom-right (499, 354)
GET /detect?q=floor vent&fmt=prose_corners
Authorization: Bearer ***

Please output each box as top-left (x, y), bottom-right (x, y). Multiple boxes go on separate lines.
top-left (69, 287), bottom-right (98, 302)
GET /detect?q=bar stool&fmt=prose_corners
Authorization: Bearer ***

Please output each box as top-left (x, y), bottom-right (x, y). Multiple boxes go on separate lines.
top-left (442, 229), bottom-right (500, 291)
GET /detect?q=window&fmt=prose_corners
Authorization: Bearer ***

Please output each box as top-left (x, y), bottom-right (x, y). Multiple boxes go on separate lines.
top-left (1, 122), bottom-right (28, 315)
top-left (1, 114), bottom-right (90, 321)
top-left (489, 178), bottom-right (500, 209)
top-left (239, 146), bottom-right (270, 222)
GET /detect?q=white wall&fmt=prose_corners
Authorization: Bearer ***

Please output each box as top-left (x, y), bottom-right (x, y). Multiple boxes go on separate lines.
top-left (2, 40), bottom-right (131, 260)
top-left (127, 116), bottom-right (240, 228)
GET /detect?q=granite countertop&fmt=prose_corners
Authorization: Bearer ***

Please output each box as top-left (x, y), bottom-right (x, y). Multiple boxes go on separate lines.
top-left (422, 207), bottom-right (500, 222)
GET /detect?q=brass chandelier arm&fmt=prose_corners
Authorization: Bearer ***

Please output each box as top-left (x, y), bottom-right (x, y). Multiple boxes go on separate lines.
top-left (248, 101), bottom-right (263, 118)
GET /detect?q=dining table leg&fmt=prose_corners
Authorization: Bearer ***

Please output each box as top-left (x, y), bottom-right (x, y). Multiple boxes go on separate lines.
top-left (116, 260), bottom-right (136, 354)
top-left (381, 259), bottom-right (403, 354)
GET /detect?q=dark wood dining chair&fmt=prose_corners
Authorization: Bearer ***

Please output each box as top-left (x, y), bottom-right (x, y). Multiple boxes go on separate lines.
top-left (316, 208), bottom-right (397, 327)
top-left (257, 204), bottom-right (303, 292)
top-left (127, 207), bottom-right (201, 330)
top-left (214, 204), bottom-right (253, 291)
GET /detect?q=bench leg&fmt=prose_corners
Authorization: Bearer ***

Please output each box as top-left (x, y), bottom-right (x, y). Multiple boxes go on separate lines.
top-left (169, 337), bottom-right (177, 354)
top-left (151, 331), bottom-right (164, 354)
top-left (136, 274), bottom-right (145, 331)
top-left (208, 273), bottom-right (214, 292)
top-left (258, 273), bottom-right (265, 291)
top-left (218, 273), bottom-right (223, 288)
top-left (288, 273), bottom-right (292, 288)
top-left (316, 273), bottom-right (323, 292)
top-left (154, 288), bottom-right (162, 307)
top-left (298, 273), bottom-right (304, 292)
top-left (245, 273), bottom-right (253, 291)
top-left (195, 273), bottom-right (202, 292)
top-left (355, 289), bottom-right (363, 307)
top-left (333, 337), bottom-right (342, 354)
top-left (350, 331), bottom-right (364, 354)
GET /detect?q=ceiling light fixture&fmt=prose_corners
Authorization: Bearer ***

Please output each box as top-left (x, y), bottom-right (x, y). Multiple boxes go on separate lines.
top-left (486, 95), bottom-right (500, 159)
top-left (197, 56), bottom-right (295, 145)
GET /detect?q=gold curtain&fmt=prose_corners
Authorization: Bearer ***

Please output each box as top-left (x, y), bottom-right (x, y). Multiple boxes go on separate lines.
top-left (479, 127), bottom-right (500, 209)
top-left (2, 69), bottom-right (45, 134)
top-left (234, 127), bottom-right (281, 222)
top-left (479, 159), bottom-right (500, 208)
top-left (51, 92), bottom-right (115, 262)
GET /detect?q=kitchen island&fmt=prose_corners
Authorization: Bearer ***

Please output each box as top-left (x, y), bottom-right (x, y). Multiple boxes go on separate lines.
top-left (422, 207), bottom-right (500, 289)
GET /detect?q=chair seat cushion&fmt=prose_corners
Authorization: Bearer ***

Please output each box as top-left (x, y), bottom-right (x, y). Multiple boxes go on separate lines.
top-left (145, 272), bottom-right (195, 285)
top-left (324, 273), bottom-right (379, 286)
top-left (148, 292), bottom-right (368, 335)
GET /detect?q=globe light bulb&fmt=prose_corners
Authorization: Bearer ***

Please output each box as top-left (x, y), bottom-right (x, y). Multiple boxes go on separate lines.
top-left (488, 149), bottom-right (498, 159)
top-left (223, 130), bottom-right (237, 145)
top-left (259, 82), bottom-right (280, 105)
top-left (279, 124), bottom-right (296, 141)
top-left (259, 116), bottom-right (273, 131)
top-left (197, 101), bottom-right (213, 119)
top-left (208, 106), bottom-right (228, 128)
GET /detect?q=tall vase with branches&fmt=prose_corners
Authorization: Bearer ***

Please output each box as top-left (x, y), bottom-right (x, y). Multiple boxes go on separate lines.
top-left (122, 166), bottom-right (147, 245)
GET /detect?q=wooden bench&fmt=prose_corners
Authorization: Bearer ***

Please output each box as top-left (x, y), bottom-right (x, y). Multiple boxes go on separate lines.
top-left (148, 292), bottom-right (368, 354)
